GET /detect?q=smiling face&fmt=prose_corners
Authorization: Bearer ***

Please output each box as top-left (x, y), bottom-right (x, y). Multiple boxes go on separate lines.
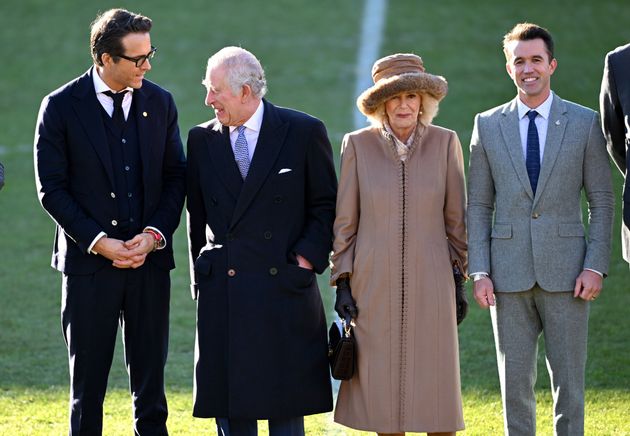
top-left (385, 92), bottom-right (422, 142)
top-left (204, 66), bottom-right (253, 126)
top-left (505, 38), bottom-right (557, 107)
top-left (99, 32), bottom-right (152, 91)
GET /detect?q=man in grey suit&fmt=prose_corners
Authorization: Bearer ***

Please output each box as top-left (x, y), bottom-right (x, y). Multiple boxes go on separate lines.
top-left (600, 43), bottom-right (630, 265)
top-left (467, 23), bottom-right (614, 436)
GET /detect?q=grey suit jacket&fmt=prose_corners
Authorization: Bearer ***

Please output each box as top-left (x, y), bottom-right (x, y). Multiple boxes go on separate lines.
top-left (467, 94), bottom-right (614, 292)
top-left (600, 43), bottom-right (630, 263)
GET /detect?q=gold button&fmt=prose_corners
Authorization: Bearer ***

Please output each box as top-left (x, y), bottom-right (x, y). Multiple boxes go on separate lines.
top-left (532, 213), bottom-right (540, 219)
top-left (227, 269), bottom-right (236, 277)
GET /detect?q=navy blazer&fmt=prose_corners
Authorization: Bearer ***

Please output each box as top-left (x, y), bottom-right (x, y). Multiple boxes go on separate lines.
top-left (34, 67), bottom-right (186, 274)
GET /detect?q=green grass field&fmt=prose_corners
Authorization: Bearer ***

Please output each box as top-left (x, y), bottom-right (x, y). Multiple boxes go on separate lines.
top-left (1, 0), bottom-right (629, 434)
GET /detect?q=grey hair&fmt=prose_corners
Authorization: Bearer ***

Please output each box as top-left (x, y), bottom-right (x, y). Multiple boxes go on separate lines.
top-left (205, 46), bottom-right (267, 98)
top-left (366, 93), bottom-right (440, 128)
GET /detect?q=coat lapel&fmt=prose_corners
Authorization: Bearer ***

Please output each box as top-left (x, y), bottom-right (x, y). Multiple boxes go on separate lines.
top-left (534, 95), bottom-right (568, 204)
top-left (207, 122), bottom-right (244, 201)
top-left (230, 100), bottom-right (288, 228)
top-left (72, 68), bottom-right (115, 188)
top-left (132, 84), bottom-right (154, 191)
top-left (499, 98), bottom-right (534, 199)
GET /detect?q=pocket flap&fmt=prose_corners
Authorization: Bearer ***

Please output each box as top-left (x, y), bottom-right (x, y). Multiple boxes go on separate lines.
top-left (491, 224), bottom-right (512, 239)
top-left (558, 223), bottom-right (585, 237)
top-left (194, 251), bottom-right (214, 275)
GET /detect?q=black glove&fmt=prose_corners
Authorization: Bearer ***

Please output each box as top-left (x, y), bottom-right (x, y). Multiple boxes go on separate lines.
top-left (454, 266), bottom-right (468, 325)
top-left (334, 276), bottom-right (358, 323)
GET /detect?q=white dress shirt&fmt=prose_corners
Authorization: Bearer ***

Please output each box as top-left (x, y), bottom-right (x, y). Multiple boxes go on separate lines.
top-left (228, 100), bottom-right (264, 160)
top-left (92, 69), bottom-right (133, 120)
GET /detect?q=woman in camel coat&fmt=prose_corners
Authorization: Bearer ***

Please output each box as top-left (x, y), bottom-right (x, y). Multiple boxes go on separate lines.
top-left (330, 53), bottom-right (467, 435)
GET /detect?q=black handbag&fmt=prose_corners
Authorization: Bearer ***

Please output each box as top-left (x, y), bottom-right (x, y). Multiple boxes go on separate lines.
top-left (328, 318), bottom-right (356, 380)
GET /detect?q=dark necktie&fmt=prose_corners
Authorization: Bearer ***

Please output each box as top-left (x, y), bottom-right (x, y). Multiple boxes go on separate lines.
top-left (103, 90), bottom-right (128, 130)
top-left (526, 110), bottom-right (540, 195)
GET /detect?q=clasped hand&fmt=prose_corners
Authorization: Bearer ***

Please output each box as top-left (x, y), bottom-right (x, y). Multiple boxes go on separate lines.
top-left (93, 233), bottom-right (155, 269)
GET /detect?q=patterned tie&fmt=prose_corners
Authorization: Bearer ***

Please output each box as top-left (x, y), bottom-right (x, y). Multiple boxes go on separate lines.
top-left (103, 90), bottom-right (128, 130)
top-left (234, 125), bottom-right (250, 179)
top-left (526, 110), bottom-right (541, 195)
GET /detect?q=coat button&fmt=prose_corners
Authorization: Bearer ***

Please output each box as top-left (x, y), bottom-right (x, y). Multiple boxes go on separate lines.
top-left (210, 197), bottom-right (218, 206)
top-left (111, 220), bottom-right (118, 226)
top-left (264, 231), bottom-right (272, 239)
top-left (227, 269), bottom-right (236, 277)
top-left (269, 267), bottom-right (278, 276)
top-left (532, 213), bottom-right (540, 219)
top-left (110, 192), bottom-right (116, 198)
top-left (273, 195), bottom-right (283, 204)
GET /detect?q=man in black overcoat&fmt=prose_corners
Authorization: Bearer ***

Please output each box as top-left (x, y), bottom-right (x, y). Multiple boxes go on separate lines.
top-left (186, 46), bottom-right (337, 436)
top-left (601, 42), bottom-right (630, 265)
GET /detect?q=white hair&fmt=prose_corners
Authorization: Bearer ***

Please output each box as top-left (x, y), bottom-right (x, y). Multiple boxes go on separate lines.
top-left (205, 46), bottom-right (267, 98)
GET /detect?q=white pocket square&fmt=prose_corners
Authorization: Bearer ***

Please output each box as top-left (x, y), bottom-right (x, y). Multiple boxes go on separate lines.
top-left (278, 168), bottom-right (292, 174)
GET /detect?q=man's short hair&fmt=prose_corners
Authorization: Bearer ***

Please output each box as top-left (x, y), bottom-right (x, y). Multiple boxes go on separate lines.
top-left (204, 47), bottom-right (267, 99)
top-left (503, 22), bottom-right (555, 62)
top-left (90, 8), bottom-right (152, 66)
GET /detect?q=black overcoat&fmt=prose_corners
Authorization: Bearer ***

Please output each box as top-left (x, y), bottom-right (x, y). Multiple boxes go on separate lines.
top-left (186, 100), bottom-right (337, 419)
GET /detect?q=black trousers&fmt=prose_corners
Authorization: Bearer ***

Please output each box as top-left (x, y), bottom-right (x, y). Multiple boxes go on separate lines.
top-left (61, 261), bottom-right (170, 435)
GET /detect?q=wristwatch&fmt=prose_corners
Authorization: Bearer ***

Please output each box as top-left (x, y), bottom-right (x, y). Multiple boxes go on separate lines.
top-left (471, 273), bottom-right (489, 282)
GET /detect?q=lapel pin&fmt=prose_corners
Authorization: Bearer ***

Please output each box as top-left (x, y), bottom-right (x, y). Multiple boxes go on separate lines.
top-left (555, 120), bottom-right (560, 126)
top-left (143, 112), bottom-right (148, 117)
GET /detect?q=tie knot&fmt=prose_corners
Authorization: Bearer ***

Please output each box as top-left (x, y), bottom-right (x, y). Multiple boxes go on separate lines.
top-left (103, 90), bottom-right (128, 107)
top-left (527, 110), bottom-right (538, 121)
top-left (237, 125), bottom-right (246, 134)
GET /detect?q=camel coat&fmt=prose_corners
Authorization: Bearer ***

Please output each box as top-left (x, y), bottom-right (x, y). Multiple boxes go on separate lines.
top-left (331, 124), bottom-right (467, 433)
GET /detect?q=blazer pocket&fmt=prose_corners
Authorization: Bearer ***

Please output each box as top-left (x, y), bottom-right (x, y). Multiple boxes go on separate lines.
top-left (491, 224), bottom-right (512, 239)
top-left (279, 263), bottom-right (315, 295)
top-left (558, 223), bottom-right (585, 237)
top-left (194, 250), bottom-right (217, 276)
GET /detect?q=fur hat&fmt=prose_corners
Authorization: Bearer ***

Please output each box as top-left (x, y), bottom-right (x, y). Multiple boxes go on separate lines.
top-left (357, 53), bottom-right (448, 125)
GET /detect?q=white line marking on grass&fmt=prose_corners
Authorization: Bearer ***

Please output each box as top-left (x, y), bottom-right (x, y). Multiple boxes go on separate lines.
top-left (353, 0), bottom-right (388, 130)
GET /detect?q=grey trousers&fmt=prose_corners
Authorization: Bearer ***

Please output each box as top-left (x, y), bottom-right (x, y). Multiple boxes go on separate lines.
top-left (490, 286), bottom-right (589, 436)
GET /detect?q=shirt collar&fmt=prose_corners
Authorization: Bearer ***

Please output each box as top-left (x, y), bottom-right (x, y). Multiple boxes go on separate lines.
top-left (517, 91), bottom-right (554, 120)
top-left (229, 100), bottom-right (264, 134)
top-left (92, 66), bottom-right (134, 95)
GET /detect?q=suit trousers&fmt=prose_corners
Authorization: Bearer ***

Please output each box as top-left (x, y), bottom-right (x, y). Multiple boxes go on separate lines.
top-left (490, 285), bottom-right (589, 436)
top-left (216, 417), bottom-right (305, 436)
top-left (61, 261), bottom-right (170, 436)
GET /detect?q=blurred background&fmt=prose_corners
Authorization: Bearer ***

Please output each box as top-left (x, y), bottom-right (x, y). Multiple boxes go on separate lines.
top-left (1, 0), bottom-right (629, 434)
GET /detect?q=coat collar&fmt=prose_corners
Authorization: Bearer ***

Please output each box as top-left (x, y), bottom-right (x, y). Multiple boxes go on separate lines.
top-left (535, 94), bottom-right (567, 201)
top-left (71, 67), bottom-right (156, 189)
top-left (72, 68), bottom-right (115, 187)
top-left (230, 99), bottom-right (288, 228)
top-left (201, 99), bottom-right (289, 228)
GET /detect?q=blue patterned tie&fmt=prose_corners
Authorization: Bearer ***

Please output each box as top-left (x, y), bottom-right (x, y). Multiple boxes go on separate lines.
top-left (234, 125), bottom-right (250, 179)
top-left (526, 110), bottom-right (540, 195)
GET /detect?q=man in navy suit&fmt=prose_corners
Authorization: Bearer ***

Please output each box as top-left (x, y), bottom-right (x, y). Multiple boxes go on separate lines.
top-left (186, 47), bottom-right (337, 436)
top-left (601, 43), bottom-right (630, 265)
top-left (34, 9), bottom-right (186, 435)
